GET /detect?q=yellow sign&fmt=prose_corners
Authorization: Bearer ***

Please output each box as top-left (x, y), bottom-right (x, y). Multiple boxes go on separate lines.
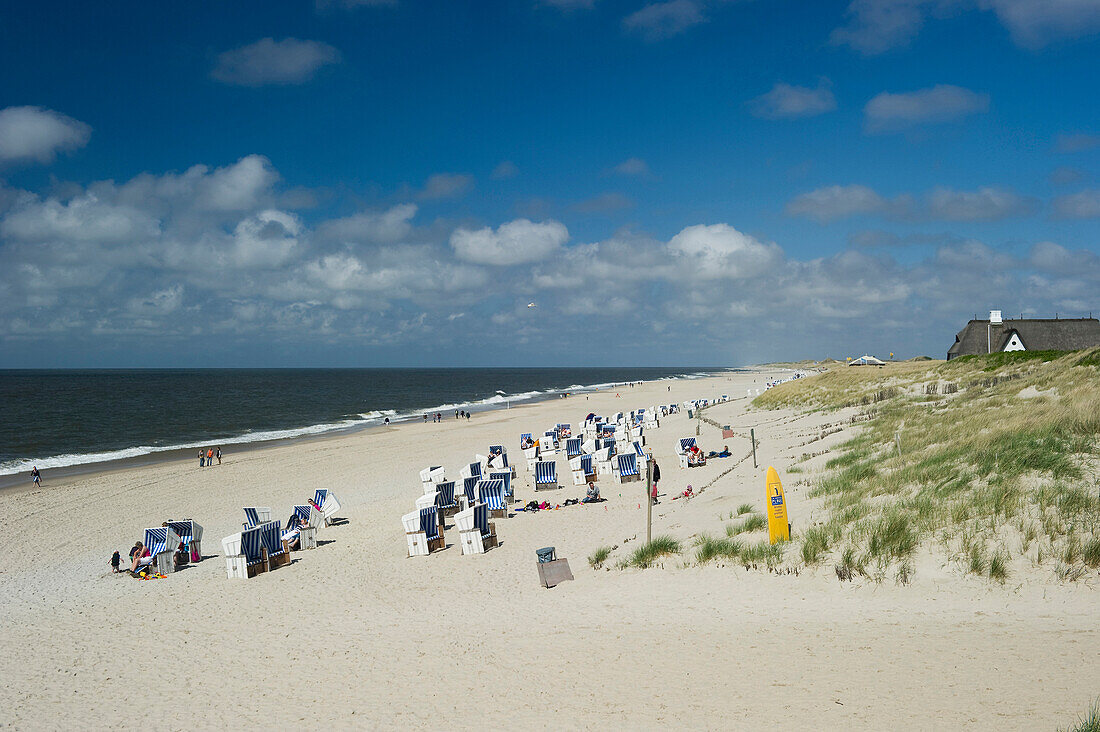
top-left (765, 466), bottom-right (790, 544)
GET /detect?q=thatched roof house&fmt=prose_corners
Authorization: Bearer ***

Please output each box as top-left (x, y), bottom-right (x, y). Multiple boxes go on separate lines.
top-left (947, 311), bottom-right (1100, 360)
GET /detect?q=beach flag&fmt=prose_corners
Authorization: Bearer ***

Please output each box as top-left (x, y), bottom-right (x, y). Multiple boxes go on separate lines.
top-left (765, 466), bottom-right (790, 544)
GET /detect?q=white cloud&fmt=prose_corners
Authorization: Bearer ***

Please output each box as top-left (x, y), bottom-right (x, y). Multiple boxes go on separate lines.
top-left (611, 157), bottom-right (650, 176)
top-left (830, 0), bottom-right (937, 54)
top-left (785, 185), bottom-right (894, 222)
top-left (749, 79), bottom-right (837, 120)
top-left (572, 192), bottom-right (633, 214)
top-left (1053, 189), bottom-right (1100, 219)
top-left (0, 106), bottom-right (91, 164)
top-left (666, 224), bottom-right (783, 279)
top-left (229, 210), bottom-right (302, 269)
top-left (864, 84), bottom-right (989, 132)
top-left (491, 161), bottom-right (519, 180)
top-left (1, 193), bottom-right (159, 243)
top-left (1055, 133), bottom-right (1100, 153)
top-left (926, 187), bottom-right (1036, 220)
top-left (212, 38), bottom-right (341, 86)
top-left (450, 219), bottom-right (568, 265)
top-left (418, 173), bottom-right (474, 200)
top-left (978, 0), bottom-right (1100, 48)
top-left (832, 0), bottom-right (1100, 55)
top-left (318, 203), bottom-right (417, 244)
top-left (623, 0), bottom-right (705, 40)
top-left (194, 155), bottom-right (280, 211)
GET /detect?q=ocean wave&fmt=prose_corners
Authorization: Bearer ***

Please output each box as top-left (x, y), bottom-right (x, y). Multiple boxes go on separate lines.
top-left (0, 370), bottom-right (721, 478)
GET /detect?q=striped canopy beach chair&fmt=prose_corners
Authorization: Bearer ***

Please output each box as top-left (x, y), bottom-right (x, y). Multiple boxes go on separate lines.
top-left (243, 507), bottom-right (272, 529)
top-left (142, 526), bottom-right (180, 575)
top-left (259, 520), bottom-right (290, 569)
top-left (436, 480), bottom-right (459, 516)
top-left (166, 519), bottom-right (203, 561)
top-left (565, 438), bottom-right (582, 458)
top-left (478, 478), bottom-right (508, 519)
top-left (617, 453), bottom-right (640, 483)
top-left (460, 461), bottom-right (483, 481)
top-left (313, 489), bottom-right (341, 525)
top-left (570, 454), bottom-right (596, 485)
top-left (534, 460), bottom-right (558, 491)
top-left (488, 470), bottom-right (512, 500)
top-left (222, 526), bottom-right (266, 578)
top-left (454, 502), bottom-right (498, 555)
top-left (420, 465), bottom-right (446, 494)
top-left (420, 507), bottom-right (444, 551)
top-left (474, 503), bottom-right (497, 549)
top-left (679, 438), bottom-right (697, 452)
top-left (462, 476), bottom-right (479, 507)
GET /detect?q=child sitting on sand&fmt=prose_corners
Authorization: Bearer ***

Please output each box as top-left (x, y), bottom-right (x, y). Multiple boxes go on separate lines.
top-left (673, 485), bottom-right (694, 500)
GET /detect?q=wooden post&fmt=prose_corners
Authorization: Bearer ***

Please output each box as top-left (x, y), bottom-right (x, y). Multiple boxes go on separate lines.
top-left (645, 459), bottom-right (652, 544)
top-left (750, 428), bottom-right (757, 469)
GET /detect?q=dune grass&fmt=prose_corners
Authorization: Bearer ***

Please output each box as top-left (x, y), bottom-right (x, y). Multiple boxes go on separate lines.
top-left (736, 502), bottom-right (755, 515)
top-left (1060, 698), bottom-right (1100, 732)
top-left (756, 348), bottom-right (1100, 582)
top-left (728, 513), bottom-right (767, 536)
top-left (626, 535), bottom-right (681, 569)
top-left (695, 535), bottom-right (744, 564)
top-left (588, 545), bottom-right (611, 570)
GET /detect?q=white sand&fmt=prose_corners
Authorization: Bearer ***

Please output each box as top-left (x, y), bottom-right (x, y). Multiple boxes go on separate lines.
top-left (1, 369), bottom-right (1096, 729)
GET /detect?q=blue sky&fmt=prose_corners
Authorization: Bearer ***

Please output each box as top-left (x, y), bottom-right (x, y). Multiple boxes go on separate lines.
top-left (1, 0), bottom-right (1099, 366)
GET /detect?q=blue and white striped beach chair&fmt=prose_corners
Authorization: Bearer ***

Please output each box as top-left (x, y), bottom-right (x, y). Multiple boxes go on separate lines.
top-left (478, 478), bottom-right (507, 518)
top-left (463, 476), bottom-right (479, 506)
top-left (419, 507), bottom-right (444, 551)
top-left (488, 470), bottom-right (512, 499)
top-left (566, 438), bottom-right (582, 458)
top-left (534, 460), bottom-right (557, 491)
top-left (436, 480), bottom-right (458, 516)
top-left (222, 526), bottom-right (266, 578)
top-left (259, 520), bottom-right (289, 568)
top-left (142, 526), bottom-right (180, 574)
top-left (312, 489), bottom-right (341, 525)
top-left (470, 502), bottom-right (498, 552)
top-left (679, 438), bottom-right (697, 452)
top-left (617, 453), bottom-right (640, 483)
top-left (166, 519), bottom-right (203, 561)
top-left (460, 461), bottom-right (483, 481)
top-left (540, 432), bottom-right (557, 455)
top-left (243, 507), bottom-right (271, 529)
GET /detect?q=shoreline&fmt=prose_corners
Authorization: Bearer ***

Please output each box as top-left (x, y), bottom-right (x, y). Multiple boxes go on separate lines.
top-left (0, 367), bottom-right (751, 492)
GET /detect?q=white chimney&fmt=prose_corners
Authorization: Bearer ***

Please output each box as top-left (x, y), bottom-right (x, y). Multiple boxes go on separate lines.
top-left (989, 310), bottom-right (1002, 324)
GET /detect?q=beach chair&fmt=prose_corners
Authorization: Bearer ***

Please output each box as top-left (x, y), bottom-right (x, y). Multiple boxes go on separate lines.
top-left (436, 480), bottom-right (459, 518)
top-left (570, 454), bottom-right (596, 486)
top-left (557, 423), bottom-right (572, 438)
top-left (456, 502), bottom-right (497, 555)
top-left (416, 492), bottom-right (445, 529)
top-left (259, 520), bottom-right (290, 569)
top-left (565, 437), bottom-right (582, 458)
top-left (142, 526), bottom-right (180, 575)
top-left (314, 489), bottom-right (342, 525)
top-left (679, 437), bottom-right (698, 469)
top-left (633, 440), bottom-right (648, 467)
top-left (519, 433), bottom-right (533, 450)
top-left (534, 460), bottom-right (558, 491)
top-left (461, 476), bottom-right (479, 510)
top-left (595, 447), bottom-right (615, 476)
top-left (617, 453), bottom-right (640, 483)
top-left (478, 478), bottom-right (508, 519)
top-left (420, 466), bottom-right (446, 494)
top-left (402, 507), bottom-right (444, 556)
top-left (222, 526), bottom-right (265, 579)
top-left (539, 434), bottom-right (556, 457)
top-left (243, 507), bottom-right (272, 529)
top-left (166, 519), bottom-right (203, 562)
top-left (460, 461), bottom-right (482, 481)
top-left (291, 504), bottom-right (323, 549)
top-left (488, 470), bottom-right (513, 502)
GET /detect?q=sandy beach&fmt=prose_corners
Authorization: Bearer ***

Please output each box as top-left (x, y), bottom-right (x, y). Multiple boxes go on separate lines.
top-left (1, 368), bottom-right (1096, 730)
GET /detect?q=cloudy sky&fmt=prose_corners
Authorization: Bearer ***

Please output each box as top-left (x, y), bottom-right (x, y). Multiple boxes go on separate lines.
top-left (1, 0), bottom-right (1098, 367)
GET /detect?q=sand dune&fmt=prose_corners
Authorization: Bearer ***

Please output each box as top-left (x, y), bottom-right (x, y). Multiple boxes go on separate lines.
top-left (1, 369), bottom-right (1096, 729)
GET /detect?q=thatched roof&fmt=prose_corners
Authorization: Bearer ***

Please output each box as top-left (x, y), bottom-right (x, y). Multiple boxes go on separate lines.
top-left (947, 318), bottom-right (1100, 359)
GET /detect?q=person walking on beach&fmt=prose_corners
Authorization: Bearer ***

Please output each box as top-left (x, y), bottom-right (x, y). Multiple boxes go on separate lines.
top-left (30, 466), bottom-right (41, 487)
top-left (199, 450), bottom-right (205, 468)
top-left (216, 447), bottom-right (222, 465)
top-left (650, 458), bottom-right (661, 505)
top-left (207, 448), bottom-right (213, 466)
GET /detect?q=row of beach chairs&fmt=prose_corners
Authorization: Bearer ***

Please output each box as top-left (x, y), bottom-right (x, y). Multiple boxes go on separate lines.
top-left (137, 519), bottom-right (204, 575)
top-left (221, 490), bottom-right (342, 579)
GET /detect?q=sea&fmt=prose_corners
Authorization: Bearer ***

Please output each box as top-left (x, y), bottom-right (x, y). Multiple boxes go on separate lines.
top-left (0, 367), bottom-right (722, 482)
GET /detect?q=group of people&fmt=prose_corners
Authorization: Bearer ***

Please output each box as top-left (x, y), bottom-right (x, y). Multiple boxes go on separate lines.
top-left (281, 497), bottom-right (323, 550)
top-left (422, 411), bottom-right (472, 422)
top-left (197, 447), bottom-right (222, 467)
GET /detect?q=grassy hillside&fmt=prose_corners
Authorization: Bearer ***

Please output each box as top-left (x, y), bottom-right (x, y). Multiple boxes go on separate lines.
top-left (754, 348), bottom-right (1100, 583)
